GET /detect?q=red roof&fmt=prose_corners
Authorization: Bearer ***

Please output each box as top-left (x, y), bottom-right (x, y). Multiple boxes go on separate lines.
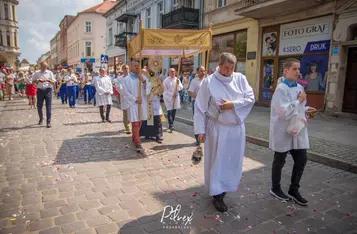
top-left (81, 1), bottom-right (116, 14)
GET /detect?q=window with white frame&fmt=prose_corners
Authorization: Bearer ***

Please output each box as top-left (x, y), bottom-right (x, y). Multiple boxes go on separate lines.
top-left (173, 0), bottom-right (179, 10)
top-left (158, 2), bottom-right (163, 28)
top-left (85, 41), bottom-right (91, 57)
top-left (108, 28), bottom-right (113, 45)
top-left (146, 8), bottom-right (151, 28)
top-left (4, 3), bottom-right (9, 20)
top-left (85, 21), bottom-right (92, 33)
top-left (218, 0), bottom-right (226, 8)
top-left (14, 31), bottom-right (17, 47)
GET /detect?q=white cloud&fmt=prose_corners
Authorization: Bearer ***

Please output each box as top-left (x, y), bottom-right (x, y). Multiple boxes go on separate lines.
top-left (18, 0), bottom-right (104, 63)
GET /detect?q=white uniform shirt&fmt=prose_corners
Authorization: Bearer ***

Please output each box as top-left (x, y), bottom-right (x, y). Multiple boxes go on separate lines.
top-left (188, 77), bottom-right (204, 101)
top-left (32, 70), bottom-right (55, 89)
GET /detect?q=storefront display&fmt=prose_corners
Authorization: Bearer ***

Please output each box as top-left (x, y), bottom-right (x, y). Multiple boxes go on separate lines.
top-left (209, 30), bottom-right (247, 75)
top-left (259, 15), bottom-right (333, 108)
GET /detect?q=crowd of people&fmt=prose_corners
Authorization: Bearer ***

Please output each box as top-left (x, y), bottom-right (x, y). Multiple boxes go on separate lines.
top-left (2, 52), bottom-right (317, 214)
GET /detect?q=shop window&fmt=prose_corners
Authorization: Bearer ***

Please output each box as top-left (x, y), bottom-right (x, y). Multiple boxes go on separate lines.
top-left (209, 30), bottom-right (247, 75)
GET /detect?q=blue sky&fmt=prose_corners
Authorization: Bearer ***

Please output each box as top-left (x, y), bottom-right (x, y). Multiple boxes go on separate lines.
top-left (17, 0), bottom-right (103, 64)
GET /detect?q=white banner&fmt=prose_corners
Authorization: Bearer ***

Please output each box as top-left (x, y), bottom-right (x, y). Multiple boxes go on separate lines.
top-left (279, 16), bottom-right (333, 56)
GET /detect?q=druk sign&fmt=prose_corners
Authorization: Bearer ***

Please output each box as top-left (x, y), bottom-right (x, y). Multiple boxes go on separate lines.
top-left (279, 16), bottom-right (332, 56)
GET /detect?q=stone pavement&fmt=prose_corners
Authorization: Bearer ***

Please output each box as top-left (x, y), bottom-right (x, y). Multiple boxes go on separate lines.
top-left (0, 97), bottom-right (356, 234)
top-left (173, 105), bottom-right (357, 173)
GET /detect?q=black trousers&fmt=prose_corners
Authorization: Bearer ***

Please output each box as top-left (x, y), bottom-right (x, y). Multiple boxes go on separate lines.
top-left (37, 88), bottom-right (52, 123)
top-left (192, 100), bottom-right (199, 143)
top-left (167, 109), bottom-right (176, 129)
top-left (272, 149), bottom-right (307, 192)
top-left (99, 105), bottom-right (111, 120)
top-left (140, 116), bottom-right (163, 138)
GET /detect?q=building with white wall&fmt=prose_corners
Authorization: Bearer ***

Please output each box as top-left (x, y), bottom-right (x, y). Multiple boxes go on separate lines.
top-left (67, 0), bottom-right (115, 71)
top-left (50, 32), bottom-right (59, 69)
top-left (0, 0), bottom-right (19, 68)
top-left (109, 0), bottom-right (202, 72)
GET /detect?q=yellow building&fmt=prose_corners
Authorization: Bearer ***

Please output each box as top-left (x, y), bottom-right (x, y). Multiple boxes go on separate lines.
top-left (201, 0), bottom-right (259, 96)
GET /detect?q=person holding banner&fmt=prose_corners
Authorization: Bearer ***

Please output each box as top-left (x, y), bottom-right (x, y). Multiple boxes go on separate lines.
top-left (139, 68), bottom-right (165, 144)
top-left (120, 60), bottom-right (148, 153)
top-left (163, 68), bottom-right (183, 133)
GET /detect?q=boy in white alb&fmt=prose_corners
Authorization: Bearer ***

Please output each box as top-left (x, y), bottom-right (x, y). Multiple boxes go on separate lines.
top-left (269, 58), bottom-right (316, 206)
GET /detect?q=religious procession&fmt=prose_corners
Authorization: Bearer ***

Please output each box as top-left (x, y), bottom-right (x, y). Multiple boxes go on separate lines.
top-left (11, 22), bottom-right (319, 216)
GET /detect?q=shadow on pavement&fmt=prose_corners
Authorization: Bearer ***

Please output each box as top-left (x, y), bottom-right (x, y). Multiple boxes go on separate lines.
top-left (62, 120), bottom-right (123, 126)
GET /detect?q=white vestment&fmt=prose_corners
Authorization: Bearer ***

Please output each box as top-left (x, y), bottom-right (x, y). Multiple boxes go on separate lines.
top-left (194, 71), bottom-right (255, 196)
top-left (269, 82), bottom-right (310, 153)
top-left (163, 76), bottom-right (183, 111)
top-left (120, 73), bottom-right (148, 122)
top-left (94, 75), bottom-right (113, 106)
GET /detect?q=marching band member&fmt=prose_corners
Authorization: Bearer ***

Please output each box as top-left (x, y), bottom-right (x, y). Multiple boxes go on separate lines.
top-left (81, 68), bottom-right (93, 104)
top-left (65, 68), bottom-right (77, 108)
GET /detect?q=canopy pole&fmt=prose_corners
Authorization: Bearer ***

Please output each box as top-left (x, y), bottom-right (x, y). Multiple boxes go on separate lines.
top-left (173, 56), bottom-right (182, 110)
top-left (206, 50), bottom-right (210, 71)
top-left (137, 20), bottom-right (143, 121)
top-left (206, 23), bottom-right (213, 71)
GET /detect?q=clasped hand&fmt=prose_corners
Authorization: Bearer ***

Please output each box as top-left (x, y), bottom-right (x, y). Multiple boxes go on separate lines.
top-left (219, 99), bottom-right (234, 110)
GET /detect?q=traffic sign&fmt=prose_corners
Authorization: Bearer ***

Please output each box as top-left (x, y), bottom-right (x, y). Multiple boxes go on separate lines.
top-left (101, 54), bottom-right (109, 64)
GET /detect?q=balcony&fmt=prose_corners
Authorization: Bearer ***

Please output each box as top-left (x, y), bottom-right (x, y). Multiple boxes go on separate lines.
top-left (162, 7), bottom-right (199, 29)
top-left (115, 32), bottom-right (137, 48)
top-left (234, 0), bottom-right (332, 19)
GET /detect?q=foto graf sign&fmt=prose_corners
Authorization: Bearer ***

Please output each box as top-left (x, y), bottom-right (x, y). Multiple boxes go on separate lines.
top-left (279, 16), bottom-right (333, 56)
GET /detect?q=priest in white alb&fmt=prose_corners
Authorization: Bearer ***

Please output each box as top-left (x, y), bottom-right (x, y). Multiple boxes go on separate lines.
top-left (120, 60), bottom-right (148, 153)
top-left (194, 52), bottom-right (255, 212)
top-left (163, 68), bottom-right (183, 133)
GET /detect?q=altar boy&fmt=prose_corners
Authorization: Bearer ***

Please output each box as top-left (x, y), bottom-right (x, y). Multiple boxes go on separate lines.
top-left (269, 58), bottom-right (315, 206)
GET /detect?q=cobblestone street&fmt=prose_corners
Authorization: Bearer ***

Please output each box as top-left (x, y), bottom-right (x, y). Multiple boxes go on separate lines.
top-left (173, 105), bottom-right (357, 173)
top-left (0, 98), bottom-right (356, 234)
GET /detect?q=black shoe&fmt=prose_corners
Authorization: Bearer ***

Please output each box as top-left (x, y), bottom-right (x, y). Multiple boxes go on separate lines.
top-left (106, 119), bottom-right (112, 123)
top-left (156, 137), bottom-right (163, 144)
top-left (270, 188), bottom-right (289, 201)
top-left (212, 193), bottom-right (227, 213)
top-left (84, 101), bottom-right (87, 104)
top-left (135, 144), bottom-right (144, 153)
top-left (46, 123), bottom-right (51, 128)
top-left (288, 190), bottom-right (308, 206)
top-left (38, 120), bottom-right (43, 125)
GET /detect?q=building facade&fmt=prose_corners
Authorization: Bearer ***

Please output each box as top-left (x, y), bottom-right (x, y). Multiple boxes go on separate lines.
top-left (50, 32), bottom-right (59, 70)
top-left (233, 0), bottom-right (356, 113)
top-left (67, 1), bottom-right (115, 71)
top-left (327, 1), bottom-right (357, 115)
top-left (202, 0), bottom-right (259, 94)
top-left (0, 0), bottom-right (19, 68)
top-left (103, 1), bottom-right (126, 73)
top-left (111, 0), bottom-right (201, 72)
top-left (58, 15), bottom-right (75, 66)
